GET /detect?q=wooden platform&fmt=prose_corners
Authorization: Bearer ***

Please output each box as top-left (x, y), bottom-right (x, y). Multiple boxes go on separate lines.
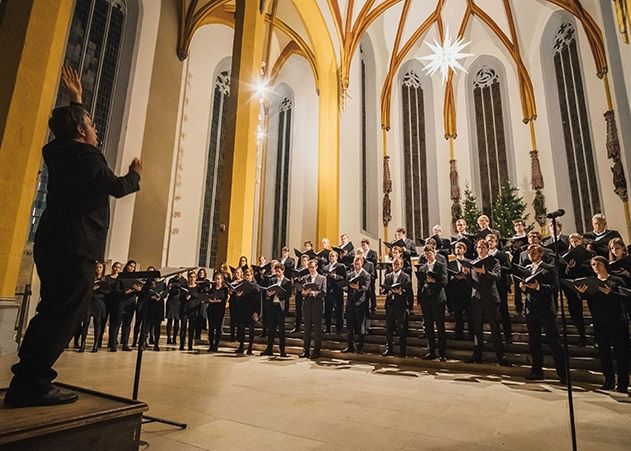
top-left (0, 383), bottom-right (147, 451)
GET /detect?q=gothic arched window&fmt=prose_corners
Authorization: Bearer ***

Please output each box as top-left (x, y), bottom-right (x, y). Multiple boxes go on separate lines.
top-left (272, 97), bottom-right (293, 257)
top-left (198, 71), bottom-right (230, 268)
top-left (552, 22), bottom-right (600, 231)
top-left (401, 71), bottom-right (429, 242)
top-left (472, 66), bottom-right (508, 216)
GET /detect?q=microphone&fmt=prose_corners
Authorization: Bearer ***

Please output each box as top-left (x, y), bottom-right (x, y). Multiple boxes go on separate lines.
top-left (546, 209), bottom-right (565, 219)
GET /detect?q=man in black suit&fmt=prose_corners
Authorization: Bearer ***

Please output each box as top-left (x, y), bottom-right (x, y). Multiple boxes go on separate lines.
top-left (583, 213), bottom-right (622, 258)
top-left (299, 260), bottom-right (327, 359)
top-left (520, 244), bottom-right (566, 383)
top-left (339, 233), bottom-right (355, 267)
top-left (360, 239), bottom-right (378, 315)
top-left (486, 234), bottom-right (513, 343)
top-left (417, 246), bottom-right (448, 361)
top-left (476, 215), bottom-right (501, 244)
top-left (395, 227), bottom-right (418, 258)
top-left (323, 251), bottom-right (347, 334)
top-left (509, 219), bottom-right (528, 316)
top-left (279, 246), bottom-right (296, 272)
top-left (452, 218), bottom-right (476, 260)
top-left (519, 231), bottom-right (553, 265)
top-left (430, 225), bottom-right (452, 258)
top-left (343, 257), bottom-right (370, 354)
top-left (260, 264), bottom-right (293, 357)
top-left (5, 67), bottom-right (142, 407)
top-left (382, 257), bottom-right (411, 357)
top-left (466, 240), bottom-right (511, 366)
top-left (541, 219), bottom-right (569, 255)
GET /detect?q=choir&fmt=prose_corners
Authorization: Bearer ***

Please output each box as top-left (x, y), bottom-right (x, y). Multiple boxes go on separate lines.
top-left (75, 213), bottom-right (630, 393)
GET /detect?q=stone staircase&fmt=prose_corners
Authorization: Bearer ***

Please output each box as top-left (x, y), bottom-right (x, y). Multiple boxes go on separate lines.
top-left (208, 296), bottom-right (614, 384)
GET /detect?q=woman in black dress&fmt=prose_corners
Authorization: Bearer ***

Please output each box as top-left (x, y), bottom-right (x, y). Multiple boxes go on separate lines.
top-left (166, 273), bottom-right (186, 345)
top-left (78, 262), bottom-right (107, 353)
top-left (145, 271), bottom-right (167, 351)
top-left (234, 268), bottom-right (260, 354)
top-left (229, 267), bottom-right (244, 341)
top-left (180, 270), bottom-right (200, 351)
top-left (207, 272), bottom-right (229, 351)
top-left (109, 260), bottom-right (141, 352)
top-left (576, 256), bottom-right (629, 392)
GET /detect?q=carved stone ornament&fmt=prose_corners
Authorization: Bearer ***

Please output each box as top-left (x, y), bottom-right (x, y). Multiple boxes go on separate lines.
top-left (383, 155), bottom-right (392, 226)
top-left (529, 150), bottom-right (544, 191)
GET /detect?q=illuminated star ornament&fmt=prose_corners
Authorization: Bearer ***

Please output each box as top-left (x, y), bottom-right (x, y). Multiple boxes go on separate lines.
top-left (420, 27), bottom-right (473, 83)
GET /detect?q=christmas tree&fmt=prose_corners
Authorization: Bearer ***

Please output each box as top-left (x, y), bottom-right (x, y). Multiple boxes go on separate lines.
top-left (492, 179), bottom-right (529, 238)
top-left (461, 183), bottom-right (482, 233)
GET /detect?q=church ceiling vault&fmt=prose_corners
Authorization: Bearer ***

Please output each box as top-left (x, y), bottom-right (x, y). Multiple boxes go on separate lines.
top-left (175, 0), bottom-right (628, 235)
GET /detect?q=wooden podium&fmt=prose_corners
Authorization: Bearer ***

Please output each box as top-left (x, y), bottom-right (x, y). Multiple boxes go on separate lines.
top-left (0, 383), bottom-right (147, 451)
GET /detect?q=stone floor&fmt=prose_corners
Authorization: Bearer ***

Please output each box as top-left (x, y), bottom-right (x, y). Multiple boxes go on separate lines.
top-left (1, 347), bottom-right (630, 450)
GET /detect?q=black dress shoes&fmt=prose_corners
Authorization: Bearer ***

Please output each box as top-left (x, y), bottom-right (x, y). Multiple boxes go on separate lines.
top-left (342, 347), bottom-right (354, 353)
top-left (525, 372), bottom-right (545, 381)
top-left (311, 351), bottom-right (320, 359)
top-left (289, 327), bottom-right (300, 333)
top-left (4, 387), bottom-right (79, 408)
top-left (91, 344), bottom-right (99, 353)
top-left (260, 349), bottom-right (273, 356)
top-left (299, 352), bottom-right (310, 358)
top-left (382, 348), bottom-right (394, 357)
top-left (235, 347), bottom-right (244, 354)
top-left (600, 380), bottom-right (615, 390)
top-left (121, 345), bottom-right (132, 352)
top-left (422, 352), bottom-right (437, 360)
top-left (615, 385), bottom-right (628, 393)
top-left (280, 351), bottom-right (288, 358)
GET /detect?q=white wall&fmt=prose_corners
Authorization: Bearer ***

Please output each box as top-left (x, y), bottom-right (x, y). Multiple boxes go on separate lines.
top-left (106, 0), bottom-right (161, 264)
top-left (165, 24), bottom-right (234, 267)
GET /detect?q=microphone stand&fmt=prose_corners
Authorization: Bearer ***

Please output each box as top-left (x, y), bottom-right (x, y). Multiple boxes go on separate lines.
top-left (551, 216), bottom-right (577, 451)
top-left (120, 267), bottom-right (191, 431)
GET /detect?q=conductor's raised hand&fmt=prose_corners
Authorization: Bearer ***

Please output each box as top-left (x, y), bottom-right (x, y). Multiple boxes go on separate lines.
top-left (61, 66), bottom-right (83, 103)
top-left (129, 158), bottom-right (144, 176)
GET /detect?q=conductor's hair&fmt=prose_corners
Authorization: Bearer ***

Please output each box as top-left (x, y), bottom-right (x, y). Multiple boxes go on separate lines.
top-left (396, 227), bottom-right (406, 234)
top-left (48, 105), bottom-right (89, 141)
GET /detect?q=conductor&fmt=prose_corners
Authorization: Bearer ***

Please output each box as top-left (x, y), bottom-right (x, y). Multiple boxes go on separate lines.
top-left (4, 67), bottom-right (142, 407)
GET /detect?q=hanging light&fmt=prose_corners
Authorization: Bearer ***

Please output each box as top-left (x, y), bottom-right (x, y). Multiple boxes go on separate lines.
top-left (419, 26), bottom-right (473, 83)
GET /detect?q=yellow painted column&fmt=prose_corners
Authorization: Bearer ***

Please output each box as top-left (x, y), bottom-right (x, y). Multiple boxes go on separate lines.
top-left (216, 0), bottom-right (267, 265)
top-left (290, 0), bottom-right (340, 243)
top-left (0, 0), bottom-right (73, 300)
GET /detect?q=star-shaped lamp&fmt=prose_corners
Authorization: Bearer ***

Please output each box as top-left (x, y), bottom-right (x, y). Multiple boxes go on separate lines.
top-left (419, 27), bottom-right (473, 83)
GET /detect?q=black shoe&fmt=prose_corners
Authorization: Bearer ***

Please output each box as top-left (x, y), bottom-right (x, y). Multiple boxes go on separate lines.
top-left (280, 351), bottom-right (288, 358)
top-left (504, 335), bottom-right (513, 344)
top-left (91, 344), bottom-right (98, 353)
top-left (400, 351), bottom-right (407, 358)
top-left (132, 341), bottom-right (137, 348)
top-left (342, 347), bottom-right (354, 353)
top-left (600, 380), bottom-right (615, 390)
top-left (325, 328), bottom-right (331, 334)
top-left (179, 345), bottom-right (184, 351)
top-left (246, 349), bottom-right (253, 355)
top-left (526, 373), bottom-right (545, 381)
top-left (153, 345), bottom-right (160, 352)
top-left (78, 344), bottom-right (85, 353)
top-left (260, 349), bottom-right (273, 356)
top-left (121, 345), bottom-right (132, 352)
top-left (382, 348), bottom-right (394, 357)
top-left (615, 385), bottom-right (628, 393)
top-left (311, 351), bottom-right (321, 359)
top-left (422, 352), bottom-right (437, 360)
top-left (188, 346), bottom-right (193, 351)
top-left (235, 347), bottom-right (244, 354)
top-left (498, 358), bottom-right (512, 367)
top-left (439, 356), bottom-right (447, 362)
top-left (108, 346), bottom-right (117, 352)
top-left (4, 387), bottom-right (79, 408)
top-left (299, 352), bottom-right (310, 358)
top-left (290, 327), bottom-right (300, 333)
